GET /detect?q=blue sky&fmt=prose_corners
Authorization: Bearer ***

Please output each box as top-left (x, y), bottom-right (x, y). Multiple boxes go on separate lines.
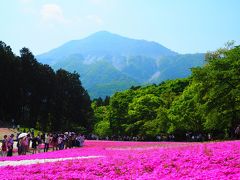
top-left (1, 0), bottom-right (239, 55)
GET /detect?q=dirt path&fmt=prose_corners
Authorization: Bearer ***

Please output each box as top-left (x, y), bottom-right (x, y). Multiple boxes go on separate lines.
top-left (0, 128), bottom-right (19, 140)
top-left (0, 155), bottom-right (104, 167)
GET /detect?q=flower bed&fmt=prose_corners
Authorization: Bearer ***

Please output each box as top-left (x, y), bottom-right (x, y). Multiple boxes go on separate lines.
top-left (0, 140), bottom-right (240, 179)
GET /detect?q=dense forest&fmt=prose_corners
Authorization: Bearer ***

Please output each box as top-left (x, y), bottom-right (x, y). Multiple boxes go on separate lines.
top-left (92, 42), bottom-right (240, 140)
top-left (1, 41), bottom-right (239, 141)
top-left (0, 41), bottom-right (93, 132)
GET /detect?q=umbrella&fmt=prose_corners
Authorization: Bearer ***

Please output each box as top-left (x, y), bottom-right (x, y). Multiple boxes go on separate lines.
top-left (18, 133), bottom-right (28, 139)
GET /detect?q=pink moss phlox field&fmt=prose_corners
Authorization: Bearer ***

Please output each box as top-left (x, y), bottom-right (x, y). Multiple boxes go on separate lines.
top-left (0, 140), bottom-right (240, 179)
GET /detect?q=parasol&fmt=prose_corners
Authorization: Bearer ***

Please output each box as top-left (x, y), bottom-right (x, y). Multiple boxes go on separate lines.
top-left (18, 132), bottom-right (28, 139)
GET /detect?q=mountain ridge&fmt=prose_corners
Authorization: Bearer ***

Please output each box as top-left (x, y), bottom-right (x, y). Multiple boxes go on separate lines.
top-left (37, 31), bottom-right (205, 98)
top-left (37, 31), bottom-right (178, 64)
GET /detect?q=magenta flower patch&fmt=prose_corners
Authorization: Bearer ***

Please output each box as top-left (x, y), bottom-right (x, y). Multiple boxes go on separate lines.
top-left (0, 140), bottom-right (240, 179)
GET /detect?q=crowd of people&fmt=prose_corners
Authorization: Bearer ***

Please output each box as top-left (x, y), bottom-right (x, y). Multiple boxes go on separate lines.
top-left (1, 131), bottom-right (85, 157)
top-left (1, 125), bottom-right (240, 157)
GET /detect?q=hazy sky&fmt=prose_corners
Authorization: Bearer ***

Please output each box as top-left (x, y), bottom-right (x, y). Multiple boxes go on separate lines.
top-left (1, 0), bottom-right (240, 55)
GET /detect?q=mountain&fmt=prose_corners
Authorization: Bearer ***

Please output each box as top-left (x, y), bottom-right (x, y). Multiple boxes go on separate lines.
top-left (37, 31), bottom-right (205, 98)
top-left (38, 31), bottom-right (177, 65)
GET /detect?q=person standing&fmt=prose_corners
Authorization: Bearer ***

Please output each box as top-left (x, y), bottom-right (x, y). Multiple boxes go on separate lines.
top-left (36, 134), bottom-right (42, 153)
top-left (31, 136), bottom-right (37, 154)
top-left (21, 136), bottom-right (29, 155)
top-left (235, 125), bottom-right (240, 139)
top-left (51, 133), bottom-right (58, 151)
top-left (1, 135), bottom-right (8, 156)
top-left (7, 134), bottom-right (14, 156)
top-left (44, 133), bottom-right (51, 152)
top-left (79, 134), bottom-right (85, 147)
top-left (57, 135), bottom-right (63, 150)
top-left (17, 137), bottom-right (23, 155)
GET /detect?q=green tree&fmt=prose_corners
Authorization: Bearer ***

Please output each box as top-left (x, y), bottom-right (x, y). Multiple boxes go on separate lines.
top-left (126, 94), bottom-right (163, 136)
top-left (0, 41), bottom-right (20, 123)
top-left (109, 90), bottom-right (135, 135)
top-left (53, 69), bottom-right (93, 131)
top-left (169, 83), bottom-right (205, 134)
top-left (192, 44), bottom-right (240, 138)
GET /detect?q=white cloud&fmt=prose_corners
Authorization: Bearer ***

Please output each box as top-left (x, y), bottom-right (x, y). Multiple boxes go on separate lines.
top-left (40, 4), bottom-right (67, 25)
top-left (87, 15), bottom-right (103, 25)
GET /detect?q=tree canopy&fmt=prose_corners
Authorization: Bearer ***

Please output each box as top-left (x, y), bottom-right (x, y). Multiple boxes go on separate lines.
top-left (0, 41), bottom-right (93, 132)
top-left (92, 44), bottom-right (240, 140)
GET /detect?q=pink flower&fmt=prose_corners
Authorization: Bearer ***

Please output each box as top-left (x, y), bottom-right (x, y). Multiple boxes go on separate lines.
top-left (0, 140), bottom-right (240, 179)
